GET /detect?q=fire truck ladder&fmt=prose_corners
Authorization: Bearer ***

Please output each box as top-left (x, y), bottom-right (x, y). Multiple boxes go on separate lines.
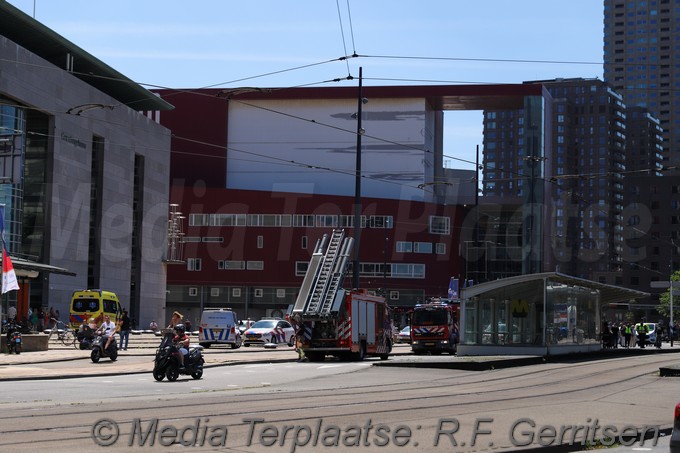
top-left (292, 229), bottom-right (353, 315)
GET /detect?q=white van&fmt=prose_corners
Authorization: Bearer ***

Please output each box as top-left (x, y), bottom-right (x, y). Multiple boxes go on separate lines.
top-left (198, 308), bottom-right (241, 349)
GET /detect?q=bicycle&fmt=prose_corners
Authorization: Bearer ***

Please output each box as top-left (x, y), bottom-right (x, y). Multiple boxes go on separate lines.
top-left (47, 319), bottom-right (78, 348)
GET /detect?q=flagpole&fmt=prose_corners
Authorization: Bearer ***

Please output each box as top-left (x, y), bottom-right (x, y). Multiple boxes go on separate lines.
top-left (0, 204), bottom-right (5, 325)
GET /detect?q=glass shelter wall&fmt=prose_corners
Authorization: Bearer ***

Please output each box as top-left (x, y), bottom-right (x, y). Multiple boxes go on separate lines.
top-left (462, 277), bottom-right (601, 348)
top-left (545, 279), bottom-right (600, 346)
top-left (463, 280), bottom-right (544, 346)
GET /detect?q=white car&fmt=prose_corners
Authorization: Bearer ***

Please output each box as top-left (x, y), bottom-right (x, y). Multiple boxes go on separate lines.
top-left (243, 319), bottom-right (295, 347)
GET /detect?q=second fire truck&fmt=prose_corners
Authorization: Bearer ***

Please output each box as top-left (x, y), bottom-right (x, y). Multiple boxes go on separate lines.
top-left (410, 298), bottom-right (459, 354)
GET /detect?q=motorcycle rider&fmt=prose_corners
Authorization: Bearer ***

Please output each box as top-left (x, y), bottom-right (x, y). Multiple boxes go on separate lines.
top-left (173, 323), bottom-right (190, 370)
top-left (97, 315), bottom-right (117, 352)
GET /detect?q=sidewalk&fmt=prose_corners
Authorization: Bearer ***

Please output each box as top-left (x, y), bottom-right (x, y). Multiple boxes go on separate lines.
top-left (1, 333), bottom-right (679, 381)
top-left (0, 332), bottom-right (301, 380)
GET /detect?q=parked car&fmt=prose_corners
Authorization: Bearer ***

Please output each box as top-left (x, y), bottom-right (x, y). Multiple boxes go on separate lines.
top-left (396, 326), bottom-right (411, 344)
top-left (237, 319), bottom-right (255, 335)
top-left (671, 402), bottom-right (680, 453)
top-left (634, 322), bottom-right (658, 346)
top-left (243, 319), bottom-right (295, 347)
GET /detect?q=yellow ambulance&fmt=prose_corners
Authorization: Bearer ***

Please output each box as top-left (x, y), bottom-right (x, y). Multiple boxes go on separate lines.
top-left (69, 290), bottom-right (122, 329)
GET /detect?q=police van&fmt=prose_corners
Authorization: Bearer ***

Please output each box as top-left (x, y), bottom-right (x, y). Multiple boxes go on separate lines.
top-left (198, 308), bottom-right (242, 349)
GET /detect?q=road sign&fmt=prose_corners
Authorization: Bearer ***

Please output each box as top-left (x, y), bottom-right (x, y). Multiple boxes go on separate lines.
top-left (650, 281), bottom-right (680, 289)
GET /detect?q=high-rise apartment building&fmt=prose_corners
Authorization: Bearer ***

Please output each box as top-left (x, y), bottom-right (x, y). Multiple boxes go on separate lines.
top-left (482, 78), bottom-right (662, 286)
top-left (604, 0), bottom-right (680, 306)
top-left (603, 0), bottom-right (680, 167)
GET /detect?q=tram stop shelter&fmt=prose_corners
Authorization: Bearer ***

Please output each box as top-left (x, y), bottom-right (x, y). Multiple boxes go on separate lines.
top-left (457, 272), bottom-right (649, 356)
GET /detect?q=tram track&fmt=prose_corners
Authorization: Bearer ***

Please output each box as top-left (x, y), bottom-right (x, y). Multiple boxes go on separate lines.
top-left (0, 352), bottom-right (676, 451)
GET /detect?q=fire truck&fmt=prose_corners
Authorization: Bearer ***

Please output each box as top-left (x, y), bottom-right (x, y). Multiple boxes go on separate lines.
top-left (410, 298), bottom-right (459, 355)
top-left (290, 229), bottom-right (393, 362)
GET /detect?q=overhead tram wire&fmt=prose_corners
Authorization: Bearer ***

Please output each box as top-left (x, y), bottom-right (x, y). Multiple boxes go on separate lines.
top-left (357, 53), bottom-right (604, 67)
top-left (344, 0), bottom-right (358, 56)
top-left (335, 0), bottom-right (352, 76)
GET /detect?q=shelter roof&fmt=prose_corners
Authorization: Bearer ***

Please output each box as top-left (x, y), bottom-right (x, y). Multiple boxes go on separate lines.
top-left (460, 272), bottom-right (649, 305)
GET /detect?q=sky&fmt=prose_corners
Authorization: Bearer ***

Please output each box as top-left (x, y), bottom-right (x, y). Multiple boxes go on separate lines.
top-left (7, 0), bottom-right (605, 170)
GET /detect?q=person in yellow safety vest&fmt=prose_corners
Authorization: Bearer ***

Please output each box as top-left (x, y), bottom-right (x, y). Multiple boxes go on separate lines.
top-left (623, 322), bottom-right (633, 348)
top-left (636, 319), bottom-right (649, 348)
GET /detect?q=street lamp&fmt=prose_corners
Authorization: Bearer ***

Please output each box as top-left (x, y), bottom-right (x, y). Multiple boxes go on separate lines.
top-left (352, 67), bottom-right (366, 290)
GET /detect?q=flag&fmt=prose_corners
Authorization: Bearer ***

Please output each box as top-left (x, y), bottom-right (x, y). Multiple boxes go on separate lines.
top-left (2, 247), bottom-right (18, 294)
top-left (0, 205), bottom-right (18, 294)
top-left (447, 277), bottom-right (459, 299)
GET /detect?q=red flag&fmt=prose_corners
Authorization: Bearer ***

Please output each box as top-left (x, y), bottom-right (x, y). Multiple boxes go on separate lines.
top-left (2, 247), bottom-right (19, 294)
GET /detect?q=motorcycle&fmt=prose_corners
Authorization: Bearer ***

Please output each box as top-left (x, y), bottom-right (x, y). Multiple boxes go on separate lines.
top-left (90, 333), bottom-right (118, 362)
top-left (5, 320), bottom-right (21, 354)
top-left (153, 331), bottom-right (204, 381)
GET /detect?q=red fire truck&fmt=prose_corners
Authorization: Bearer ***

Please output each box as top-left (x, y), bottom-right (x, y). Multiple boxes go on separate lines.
top-left (410, 298), bottom-right (459, 355)
top-left (290, 230), bottom-right (393, 362)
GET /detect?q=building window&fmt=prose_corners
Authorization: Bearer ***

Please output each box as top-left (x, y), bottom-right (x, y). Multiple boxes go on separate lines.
top-left (389, 291), bottom-right (400, 300)
top-left (339, 215), bottom-right (354, 228)
top-left (301, 236), bottom-right (308, 249)
top-left (367, 216), bottom-right (393, 228)
top-left (429, 216), bottom-right (450, 234)
top-left (293, 215), bottom-right (314, 227)
top-left (210, 287), bottom-right (220, 297)
top-left (414, 242), bottom-right (433, 253)
top-left (316, 215), bottom-right (338, 227)
top-left (189, 214), bottom-right (209, 226)
top-left (276, 289), bottom-right (286, 298)
top-left (202, 237), bottom-right (223, 243)
top-left (189, 287), bottom-right (198, 297)
top-left (248, 214), bottom-right (291, 227)
top-left (247, 261), bottom-right (264, 270)
top-left (210, 213), bottom-right (246, 226)
top-left (220, 260), bottom-right (245, 270)
top-left (296, 261), bottom-right (309, 276)
top-left (391, 263), bottom-right (425, 278)
top-left (254, 288), bottom-right (263, 298)
top-left (436, 243), bottom-right (446, 254)
top-left (257, 235), bottom-right (264, 249)
top-left (232, 288), bottom-right (241, 297)
top-left (396, 241), bottom-right (413, 253)
top-left (187, 258), bottom-right (201, 271)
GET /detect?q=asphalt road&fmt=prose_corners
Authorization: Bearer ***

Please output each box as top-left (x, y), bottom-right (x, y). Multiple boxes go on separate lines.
top-left (0, 348), bottom-right (678, 452)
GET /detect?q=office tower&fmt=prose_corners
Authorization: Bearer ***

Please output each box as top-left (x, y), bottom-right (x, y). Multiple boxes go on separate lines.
top-left (604, 0), bottom-right (680, 168)
top-left (482, 78), bottom-right (662, 285)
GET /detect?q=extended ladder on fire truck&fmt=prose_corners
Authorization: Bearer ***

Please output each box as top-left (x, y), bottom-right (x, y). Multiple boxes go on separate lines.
top-left (293, 229), bottom-right (353, 316)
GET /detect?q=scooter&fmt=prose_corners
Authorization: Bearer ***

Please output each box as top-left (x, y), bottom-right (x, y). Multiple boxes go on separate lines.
top-left (90, 333), bottom-right (118, 362)
top-left (152, 331), bottom-right (204, 381)
top-left (6, 320), bottom-right (21, 354)
top-left (77, 327), bottom-right (95, 350)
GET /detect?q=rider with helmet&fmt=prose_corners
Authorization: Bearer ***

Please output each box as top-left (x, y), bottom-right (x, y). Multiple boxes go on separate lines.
top-left (173, 323), bottom-right (190, 369)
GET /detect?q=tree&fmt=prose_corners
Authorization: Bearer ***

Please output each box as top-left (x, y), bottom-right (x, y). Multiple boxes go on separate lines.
top-left (656, 270), bottom-right (680, 321)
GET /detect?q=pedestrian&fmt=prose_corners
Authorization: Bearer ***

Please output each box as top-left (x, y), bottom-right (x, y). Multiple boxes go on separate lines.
top-left (118, 309), bottom-right (131, 350)
top-left (635, 319), bottom-right (648, 348)
top-left (7, 305), bottom-right (16, 320)
top-left (167, 311), bottom-right (183, 328)
top-left (29, 309), bottom-right (38, 332)
top-left (623, 322), bottom-right (632, 348)
top-left (610, 324), bottom-right (620, 348)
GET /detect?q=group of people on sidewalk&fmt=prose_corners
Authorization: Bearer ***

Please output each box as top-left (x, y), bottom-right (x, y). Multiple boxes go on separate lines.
top-left (601, 318), bottom-right (676, 349)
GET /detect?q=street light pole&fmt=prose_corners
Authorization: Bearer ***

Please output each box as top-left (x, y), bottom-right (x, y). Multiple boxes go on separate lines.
top-left (352, 67), bottom-right (363, 290)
